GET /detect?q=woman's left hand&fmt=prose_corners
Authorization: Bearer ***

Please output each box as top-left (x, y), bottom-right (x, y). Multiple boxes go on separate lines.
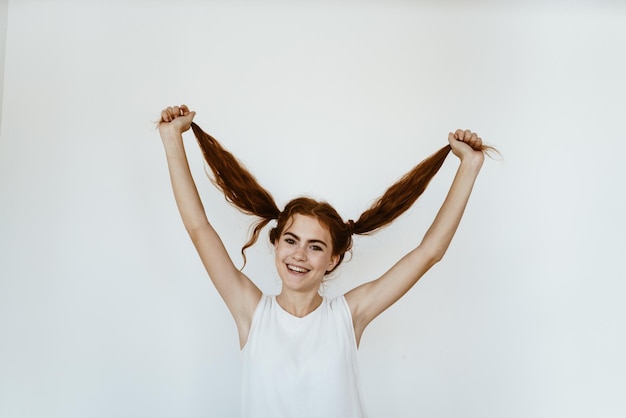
top-left (448, 129), bottom-right (485, 164)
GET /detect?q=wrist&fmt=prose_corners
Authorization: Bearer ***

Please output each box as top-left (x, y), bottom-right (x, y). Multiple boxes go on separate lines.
top-left (459, 153), bottom-right (484, 172)
top-left (160, 123), bottom-right (183, 141)
top-left (160, 130), bottom-right (185, 153)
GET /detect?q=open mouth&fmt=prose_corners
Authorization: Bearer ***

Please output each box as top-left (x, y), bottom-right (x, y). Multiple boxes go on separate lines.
top-left (287, 264), bottom-right (310, 274)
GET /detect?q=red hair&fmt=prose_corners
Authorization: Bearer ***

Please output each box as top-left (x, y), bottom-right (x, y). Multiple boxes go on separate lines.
top-left (190, 122), bottom-right (493, 271)
top-left (269, 197), bottom-right (351, 273)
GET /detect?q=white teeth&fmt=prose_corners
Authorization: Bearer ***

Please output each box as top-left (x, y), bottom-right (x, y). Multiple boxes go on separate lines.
top-left (287, 265), bottom-right (308, 273)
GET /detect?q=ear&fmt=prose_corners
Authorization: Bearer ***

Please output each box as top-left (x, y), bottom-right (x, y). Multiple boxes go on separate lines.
top-left (269, 227), bottom-right (278, 247)
top-left (327, 254), bottom-right (340, 272)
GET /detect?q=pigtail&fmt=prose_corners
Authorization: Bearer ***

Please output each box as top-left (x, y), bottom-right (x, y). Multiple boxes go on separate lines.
top-left (190, 119), bottom-right (495, 272)
top-left (351, 145), bottom-right (450, 234)
top-left (190, 123), bottom-right (280, 265)
top-left (352, 142), bottom-right (497, 235)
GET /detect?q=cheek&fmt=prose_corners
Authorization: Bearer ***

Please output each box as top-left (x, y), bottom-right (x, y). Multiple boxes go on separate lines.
top-left (274, 245), bottom-right (285, 260)
top-left (274, 243), bottom-right (295, 262)
top-left (315, 253), bottom-right (334, 268)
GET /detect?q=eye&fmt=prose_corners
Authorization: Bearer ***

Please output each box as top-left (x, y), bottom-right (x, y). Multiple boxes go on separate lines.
top-left (284, 237), bottom-right (296, 245)
top-left (310, 245), bottom-right (323, 252)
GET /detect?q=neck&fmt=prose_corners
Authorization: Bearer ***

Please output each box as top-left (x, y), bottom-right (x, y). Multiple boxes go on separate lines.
top-left (276, 290), bottom-right (323, 318)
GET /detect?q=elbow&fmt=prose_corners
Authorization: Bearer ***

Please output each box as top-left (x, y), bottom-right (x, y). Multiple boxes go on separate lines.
top-left (429, 251), bottom-right (445, 267)
top-left (420, 245), bottom-right (446, 266)
top-left (431, 251), bottom-right (445, 264)
top-left (186, 222), bottom-right (212, 242)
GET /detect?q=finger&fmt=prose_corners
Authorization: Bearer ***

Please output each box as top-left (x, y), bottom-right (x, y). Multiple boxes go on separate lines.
top-left (160, 109), bottom-right (171, 122)
top-left (463, 130), bottom-right (472, 141)
top-left (163, 107), bottom-right (178, 122)
top-left (165, 106), bottom-right (176, 120)
top-left (180, 104), bottom-right (189, 115)
top-left (467, 132), bottom-right (478, 146)
top-left (468, 136), bottom-right (482, 150)
top-left (455, 129), bottom-right (464, 140)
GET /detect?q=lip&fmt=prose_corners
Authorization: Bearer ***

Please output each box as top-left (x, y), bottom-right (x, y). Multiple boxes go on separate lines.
top-left (286, 264), bottom-right (310, 274)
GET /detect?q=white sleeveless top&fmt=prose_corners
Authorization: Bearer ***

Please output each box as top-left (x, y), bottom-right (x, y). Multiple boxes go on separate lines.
top-left (241, 294), bottom-right (368, 418)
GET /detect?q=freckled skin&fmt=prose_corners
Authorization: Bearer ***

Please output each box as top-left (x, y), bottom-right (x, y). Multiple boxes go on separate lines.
top-left (274, 214), bottom-right (339, 297)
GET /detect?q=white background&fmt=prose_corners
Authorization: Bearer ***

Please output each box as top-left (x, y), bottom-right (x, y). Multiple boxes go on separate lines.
top-left (1, 1), bottom-right (625, 417)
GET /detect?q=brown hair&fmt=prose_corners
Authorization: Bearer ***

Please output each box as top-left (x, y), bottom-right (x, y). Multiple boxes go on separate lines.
top-left (190, 122), bottom-right (492, 272)
top-left (269, 197), bottom-right (352, 273)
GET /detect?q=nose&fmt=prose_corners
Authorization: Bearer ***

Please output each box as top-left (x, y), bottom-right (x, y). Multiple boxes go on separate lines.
top-left (292, 246), bottom-right (307, 261)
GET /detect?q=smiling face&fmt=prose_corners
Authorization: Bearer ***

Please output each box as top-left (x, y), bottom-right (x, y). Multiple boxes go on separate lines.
top-left (274, 213), bottom-right (340, 294)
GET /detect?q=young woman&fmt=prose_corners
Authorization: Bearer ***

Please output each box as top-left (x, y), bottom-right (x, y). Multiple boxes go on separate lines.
top-left (159, 104), bottom-right (490, 418)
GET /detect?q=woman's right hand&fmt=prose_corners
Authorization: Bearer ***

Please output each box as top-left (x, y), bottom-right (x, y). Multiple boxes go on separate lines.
top-left (448, 129), bottom-right (485, 165)
top-left (159, 104), bottom-right (196, 136)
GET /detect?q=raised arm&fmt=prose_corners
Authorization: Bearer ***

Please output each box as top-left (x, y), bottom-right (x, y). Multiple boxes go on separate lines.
top-left (345, 129), bottom-right (486, 345)
top-left (159, 105), bottom-right (261, 347)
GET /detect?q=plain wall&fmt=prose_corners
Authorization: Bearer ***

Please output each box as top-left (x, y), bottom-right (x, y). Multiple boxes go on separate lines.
top-left (0, 0), bottom-right (8, 131)
top-left (1, 1), bottom-right (625, 417)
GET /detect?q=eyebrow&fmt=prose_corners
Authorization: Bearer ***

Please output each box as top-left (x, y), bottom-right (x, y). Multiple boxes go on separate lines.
top-left (283, 232), bottom-right (329, 248)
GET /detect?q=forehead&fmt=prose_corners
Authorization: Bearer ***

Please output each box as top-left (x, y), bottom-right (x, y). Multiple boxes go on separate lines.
top-left (283, 214), bottom-right (332, 241)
